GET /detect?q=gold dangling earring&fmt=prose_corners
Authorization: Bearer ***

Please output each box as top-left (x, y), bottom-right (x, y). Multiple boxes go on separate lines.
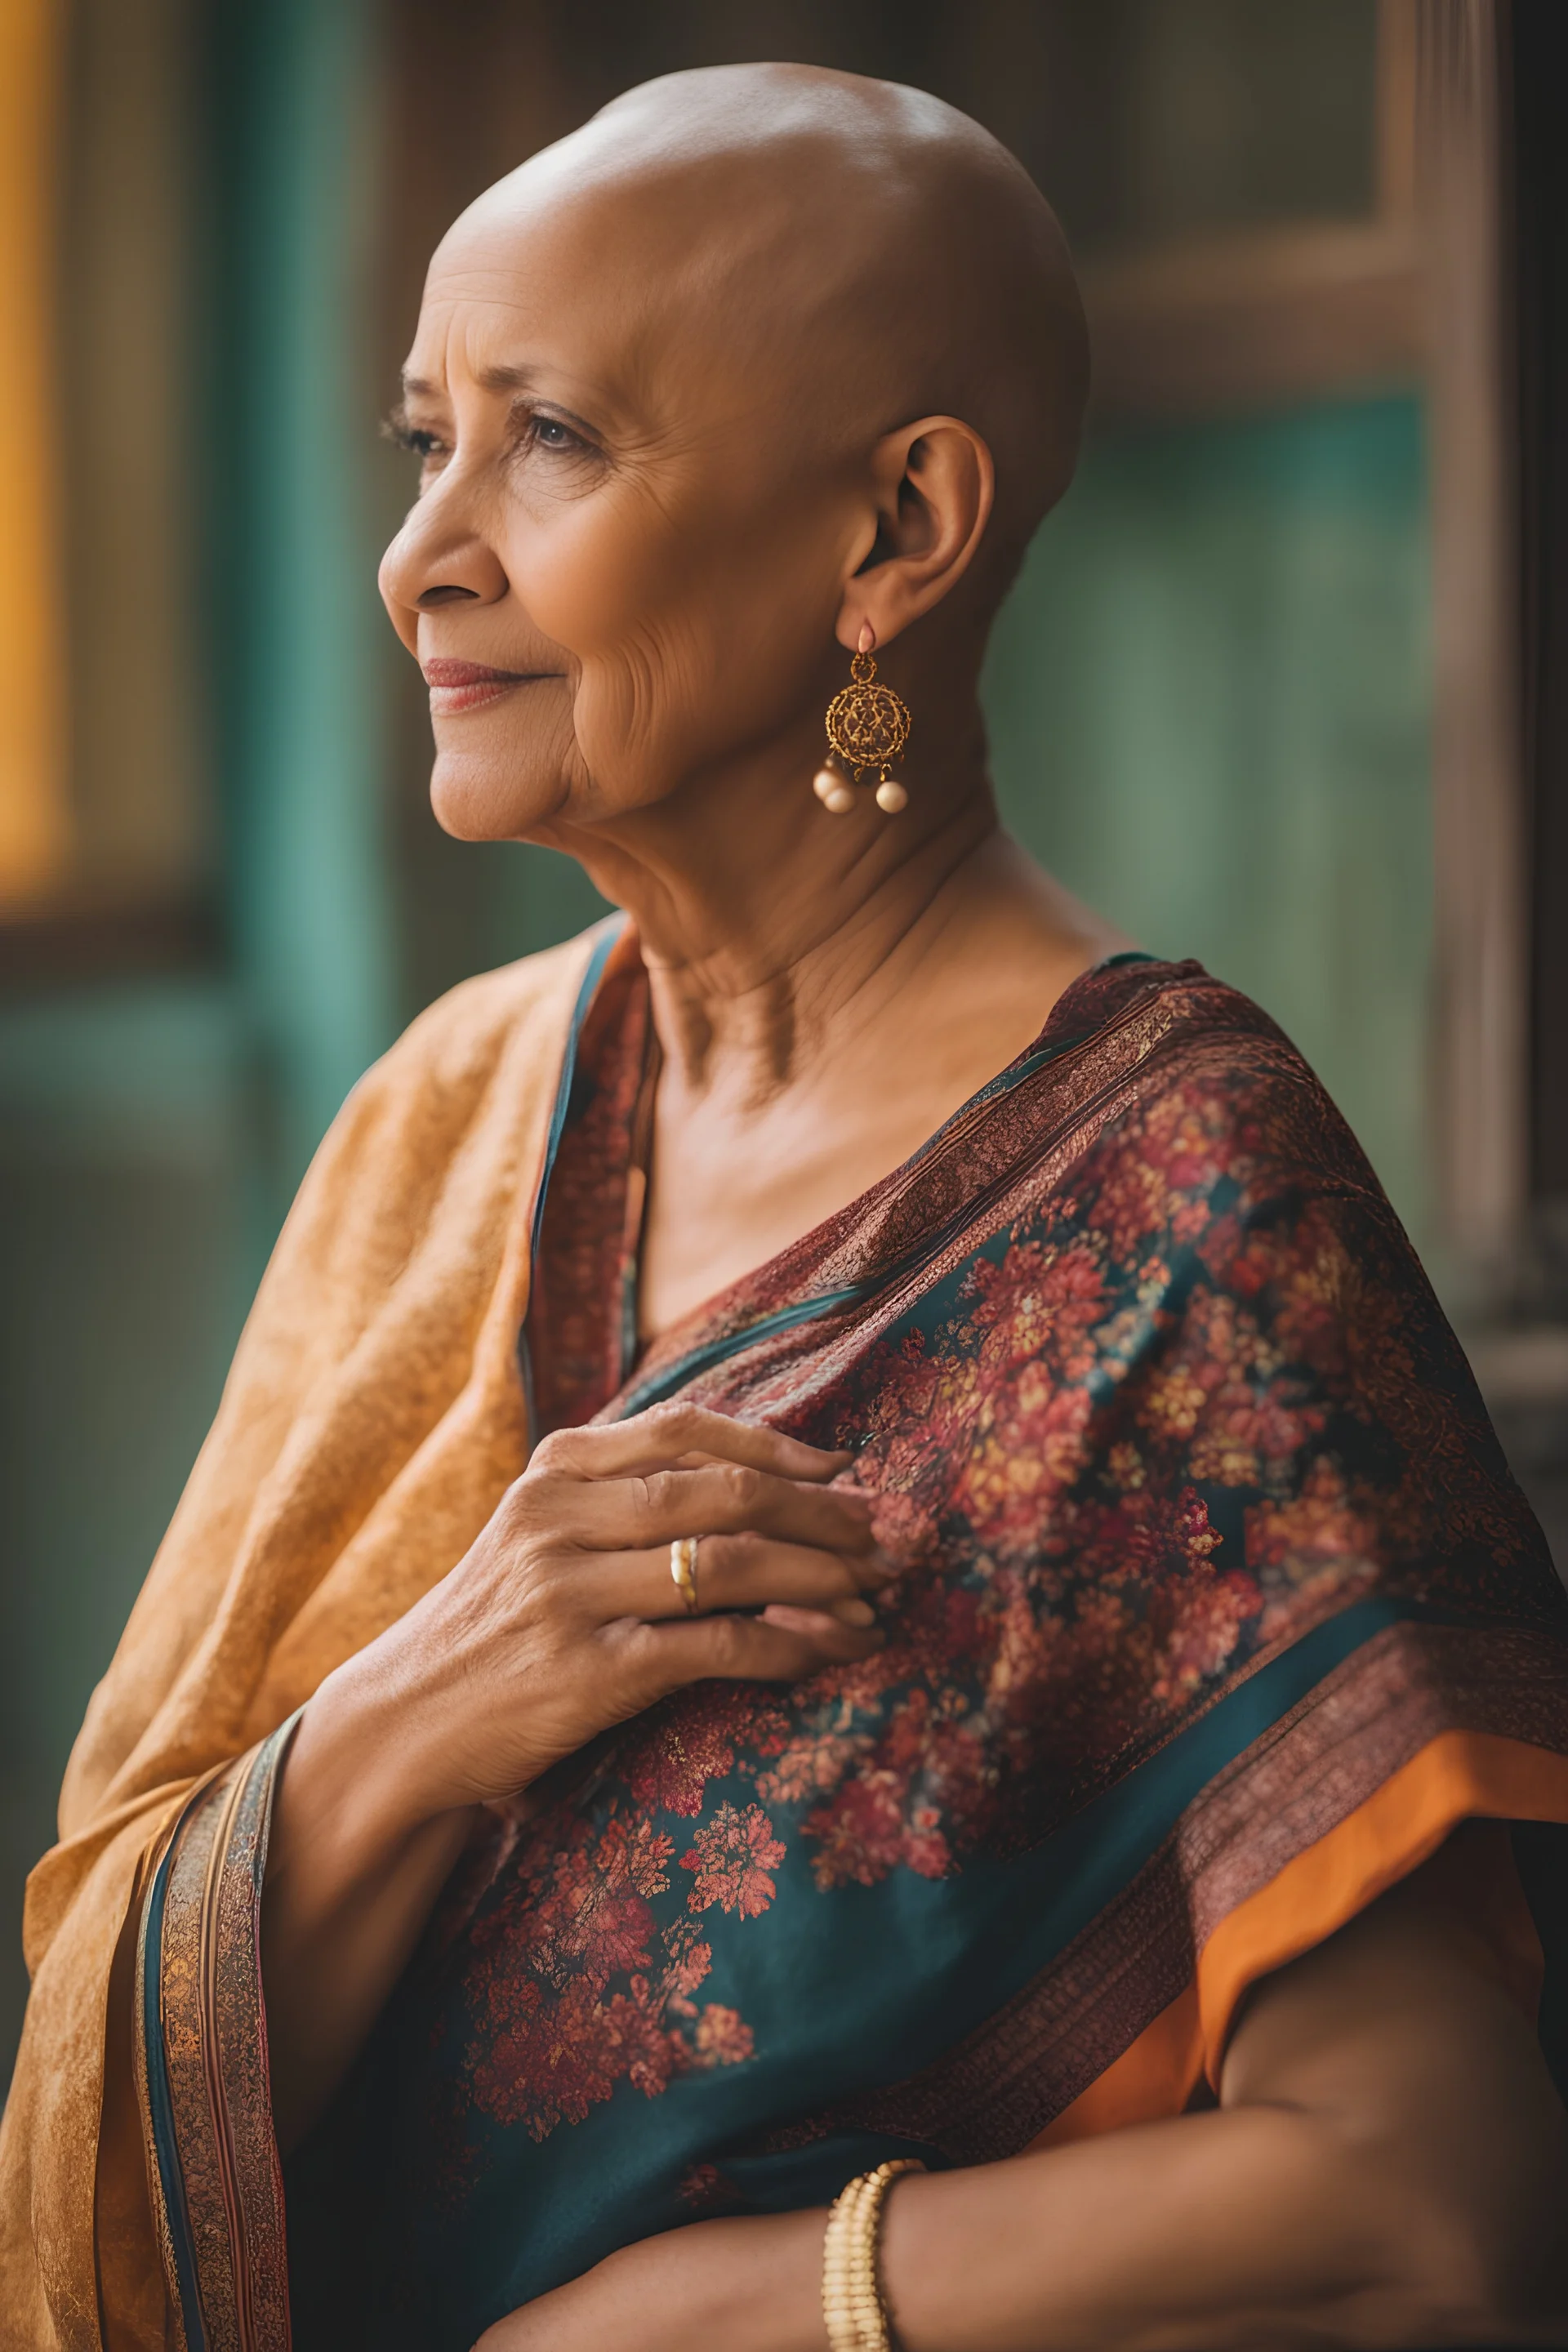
top-left (813, 623), bottom-right (911, 815)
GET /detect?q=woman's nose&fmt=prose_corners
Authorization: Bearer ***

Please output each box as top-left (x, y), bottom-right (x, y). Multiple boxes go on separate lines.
top-left (378, 487), bottom-right (510, 636)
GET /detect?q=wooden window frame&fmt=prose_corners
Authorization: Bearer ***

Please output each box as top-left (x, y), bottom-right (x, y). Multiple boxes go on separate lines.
top-left (1083, 2), bottom-right (1423, 421)
top-left (1081, 0), bottom-right (1528, 1303)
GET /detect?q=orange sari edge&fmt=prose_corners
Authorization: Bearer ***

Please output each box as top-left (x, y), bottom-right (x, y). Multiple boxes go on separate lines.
top-left (1027, 1730), bottom-right (1568, 2150)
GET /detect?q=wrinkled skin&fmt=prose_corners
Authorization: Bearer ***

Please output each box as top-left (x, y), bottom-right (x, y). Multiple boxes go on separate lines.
top-left (256, 63), bottom-right (1568, 2352)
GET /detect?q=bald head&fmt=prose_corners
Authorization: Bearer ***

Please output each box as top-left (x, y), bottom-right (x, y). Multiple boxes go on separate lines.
top-left (441, 63), bottom-right (1089, 596)
top-left (386, 67), bottom-right (1091, 844)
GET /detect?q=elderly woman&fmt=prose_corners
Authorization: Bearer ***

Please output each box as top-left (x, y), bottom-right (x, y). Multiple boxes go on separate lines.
top-left (5, 62), bottom-right (1568, 2352)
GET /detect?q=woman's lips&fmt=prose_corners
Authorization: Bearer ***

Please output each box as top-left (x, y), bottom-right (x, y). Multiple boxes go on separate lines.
top-left (421, 657), bottom-right (557, 715)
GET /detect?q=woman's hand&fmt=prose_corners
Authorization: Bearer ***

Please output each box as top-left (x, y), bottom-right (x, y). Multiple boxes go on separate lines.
top-left (261, 1404), bottom-right (887, 2145)
top-left (470, 2210), bottom-right (828, 2352)
top-left (333, 1401), bottom-right (889, 1822)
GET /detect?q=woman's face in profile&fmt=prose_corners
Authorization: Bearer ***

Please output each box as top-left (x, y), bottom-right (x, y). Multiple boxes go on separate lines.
top-left (378, 178), bottom-right (868, 847)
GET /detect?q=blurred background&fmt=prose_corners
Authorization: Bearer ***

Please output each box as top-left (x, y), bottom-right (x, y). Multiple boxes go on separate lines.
top-left (2, 0), bottom-right (1565, 2080)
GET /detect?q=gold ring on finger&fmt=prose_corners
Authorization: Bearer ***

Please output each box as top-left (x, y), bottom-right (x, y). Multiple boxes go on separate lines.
top-left (670, 1535), bottom-right (701, 1615)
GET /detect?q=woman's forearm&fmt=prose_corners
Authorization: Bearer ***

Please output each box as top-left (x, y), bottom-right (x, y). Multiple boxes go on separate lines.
top-left (261, 1664), bottom-right (476, 2151)
top-left (540, 2105), bottom-right (1487, 2352)
top-left (881, 2105), bottom-right (1454, 2352)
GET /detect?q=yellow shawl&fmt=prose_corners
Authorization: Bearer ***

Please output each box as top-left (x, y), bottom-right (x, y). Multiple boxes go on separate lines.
top-left (0, 929), bottom-right (599, 2349)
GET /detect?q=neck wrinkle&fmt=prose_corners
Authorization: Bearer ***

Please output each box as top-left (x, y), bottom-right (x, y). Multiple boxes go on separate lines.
top-left (639, 782), bottom-right (1000, 1102)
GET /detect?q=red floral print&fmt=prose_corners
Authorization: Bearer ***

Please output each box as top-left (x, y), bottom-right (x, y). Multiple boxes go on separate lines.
top-left (680, 1803), bottom-right (786, 1918)
top-left (456, 1804), bottom-right (770, 2140)
top-left (693, 2004), bottom-right (755, 2065)
top-left (626, 1689), bottom-right (789, 1817)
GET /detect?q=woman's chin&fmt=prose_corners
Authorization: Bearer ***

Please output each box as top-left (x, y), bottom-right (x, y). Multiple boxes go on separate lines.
top-left (429, 760), bottom-right (563, 844)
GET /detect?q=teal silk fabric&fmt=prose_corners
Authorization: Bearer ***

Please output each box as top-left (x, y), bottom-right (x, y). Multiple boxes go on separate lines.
top-left (150, 935), bottom-right (1568, 2352)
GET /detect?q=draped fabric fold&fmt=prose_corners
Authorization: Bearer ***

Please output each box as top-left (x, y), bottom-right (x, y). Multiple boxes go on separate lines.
top-left (136, 1724), bottom-right (297, 2352)
top-left (6, 926), bottom-right (1568, 2352)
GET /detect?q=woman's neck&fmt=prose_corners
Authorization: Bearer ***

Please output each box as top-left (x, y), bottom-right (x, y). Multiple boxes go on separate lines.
top-left (643, 800), bottom-right (1008, 1101)
top-left (535, 683), bottom-right (1128, 1340)
top-left (548, 688), bottom-right (1062, 1106)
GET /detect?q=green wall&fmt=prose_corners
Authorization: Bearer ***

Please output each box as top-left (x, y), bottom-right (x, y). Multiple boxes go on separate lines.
top-left (205, 0), bottom-right (397, 1199)
top-left (0, 984), bottom-right (259, 2064)
top-left (986, 392), bottom-right (1434, 1245)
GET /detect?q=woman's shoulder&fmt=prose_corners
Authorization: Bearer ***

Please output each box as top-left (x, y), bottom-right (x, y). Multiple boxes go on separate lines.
top-left (372, 922), bottom-right (614, 1097)
top-left (292, 923), bottom-right (614, 1209)
top-left (345, 921), bottom-right (616, 1124)
top-left (1051, 953), bottom-right (1383, 1216)
top-left (1053, 951), bottom-right (1297, 1070)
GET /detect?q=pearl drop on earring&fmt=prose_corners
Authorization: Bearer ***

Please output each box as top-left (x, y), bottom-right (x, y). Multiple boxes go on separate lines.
top-left (820, 627), bottom-right (912, 817)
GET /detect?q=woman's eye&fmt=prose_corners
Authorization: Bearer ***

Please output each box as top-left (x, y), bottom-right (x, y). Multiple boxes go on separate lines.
top-left (528, 415), bottom-right (583, 453)
top-left (384, 413), bottom-right (448, 465)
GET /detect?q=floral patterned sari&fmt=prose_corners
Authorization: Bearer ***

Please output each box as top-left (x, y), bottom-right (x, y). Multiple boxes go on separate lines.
top-left (139, 926), bottom-right (1568, 2352)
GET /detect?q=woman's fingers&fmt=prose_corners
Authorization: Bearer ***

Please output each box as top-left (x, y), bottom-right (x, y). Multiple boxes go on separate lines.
top-left (583, 1532), bottom-right (892, 1624)
top-left (761, 1602), bottom-right (877, 1633)
top-left (614, 1607), bottom-right (882, 1704)
top-left (531, 1403), bottom-right (850, 1486)
top-left (549, 1459), bottom-right (880, 1558)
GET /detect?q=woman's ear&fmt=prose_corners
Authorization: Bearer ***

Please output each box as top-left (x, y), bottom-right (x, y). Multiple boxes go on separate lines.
top-left (836, 416), bottom-right (996, 653)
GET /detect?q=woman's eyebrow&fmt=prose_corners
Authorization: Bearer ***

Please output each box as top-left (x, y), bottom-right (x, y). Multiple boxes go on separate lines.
top-left (477, 362), bottom-right (605, 430)
top-left (476, 363), bottom-right (538, 394)
top-left (401, 363), bottom-right (543, 398)
top-left (400, 361), bottom-right (611, 443)
top-left (403, 362), bottom-right (594, 410)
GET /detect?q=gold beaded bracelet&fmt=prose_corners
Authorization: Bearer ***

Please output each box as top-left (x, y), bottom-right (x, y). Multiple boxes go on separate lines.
top-left (821, 2158), bottom-right (924, 2352)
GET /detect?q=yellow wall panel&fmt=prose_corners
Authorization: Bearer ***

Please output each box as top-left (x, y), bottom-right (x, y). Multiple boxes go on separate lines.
top-left (0, 0), bottom-right (68, 906)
